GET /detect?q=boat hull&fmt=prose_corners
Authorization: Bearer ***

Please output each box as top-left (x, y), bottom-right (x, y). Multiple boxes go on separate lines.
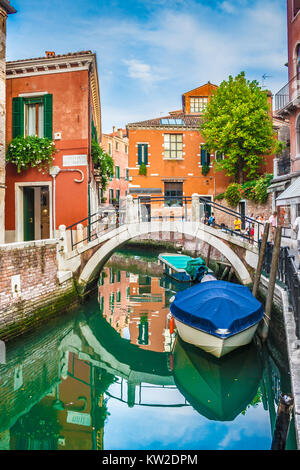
top-left (174, 318), bottom-right (260, 358)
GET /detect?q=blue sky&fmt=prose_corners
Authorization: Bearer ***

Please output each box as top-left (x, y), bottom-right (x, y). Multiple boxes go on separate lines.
top-left (7, 0), bottom-right (288, 133)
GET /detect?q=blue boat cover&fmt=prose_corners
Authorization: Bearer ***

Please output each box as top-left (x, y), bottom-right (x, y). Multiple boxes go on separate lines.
top-left (170, 281), bottom-right (264, 338)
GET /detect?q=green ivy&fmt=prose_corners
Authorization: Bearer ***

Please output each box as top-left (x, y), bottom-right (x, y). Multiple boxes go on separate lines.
top-left (91, 139), bottom-right (114, 191)
top-left (253, 173), bottom-right (273, 204)
top-left (6, 135), bottom-right (57, 173)
top-left (224, 183), bottom-right (243, 207)
top-left (201, 164), bottom-right (210, 176)
top-left (215, 192), bottom-right (225, 201)
top-left (139, 163), bottom-right (147, 176)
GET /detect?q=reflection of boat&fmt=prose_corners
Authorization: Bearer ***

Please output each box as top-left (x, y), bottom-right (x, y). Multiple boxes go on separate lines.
top-left (170, 281), bottom-right (264, 358)
top-left (158, 253), bottom-right (214, 283)
top-left (172, 338), bottom-right (262, 421)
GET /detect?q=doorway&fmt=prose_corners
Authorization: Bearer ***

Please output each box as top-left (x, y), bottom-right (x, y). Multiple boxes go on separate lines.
top-left (16, 183), bottom-right (51, 242)
top-left (239, 200), bottom-right (246, 230)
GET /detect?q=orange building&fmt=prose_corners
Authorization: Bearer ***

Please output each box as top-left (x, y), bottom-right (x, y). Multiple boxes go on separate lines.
top-left (126, 83), bottom-right (231, 207)
top-left (5, 51), bottom-right (101, 243)
top-left (100, 127), bottom-right (129, 205)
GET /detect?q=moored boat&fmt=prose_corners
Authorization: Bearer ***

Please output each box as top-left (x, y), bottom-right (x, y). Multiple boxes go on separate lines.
top-left (158, 253), bottom-right (214, 283)
top-left (170, 280), bottom-right (264, 358)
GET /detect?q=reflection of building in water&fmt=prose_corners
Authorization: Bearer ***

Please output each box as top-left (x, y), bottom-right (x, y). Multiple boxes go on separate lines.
top-left (98, 267), bottom-right (170, 352)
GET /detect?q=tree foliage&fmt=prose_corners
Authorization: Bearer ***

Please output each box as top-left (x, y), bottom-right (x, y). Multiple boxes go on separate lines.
top-left (91, 139), bottom-right (114, 191)
top-left (200, 72), bottom-right (284, 183)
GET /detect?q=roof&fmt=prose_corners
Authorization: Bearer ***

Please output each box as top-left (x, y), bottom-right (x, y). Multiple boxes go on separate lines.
top-left (7, 50), bottom-right (93, 65)
top-left (127, 112), bottom-right (202, 129)
top-left (0, 1), bottom-right (16, 13)
top-left (276, 176), bottom-right (300, 205)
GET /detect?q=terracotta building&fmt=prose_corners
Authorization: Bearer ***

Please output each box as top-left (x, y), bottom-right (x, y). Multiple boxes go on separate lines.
top-left (272, 0), bottom-right (300, 237)
top-left (100, 127), bottom-right (128, 205)
top-left (126, 82), bottom-right (274, 219)
top-left (0, 0), bottom-right (16, 243)
top-left (5, 50), bottom-right (101, 242)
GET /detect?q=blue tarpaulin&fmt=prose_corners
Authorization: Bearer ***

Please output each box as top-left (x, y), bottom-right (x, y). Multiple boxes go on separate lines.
top-left (170, 281), bottom-right (264, 338)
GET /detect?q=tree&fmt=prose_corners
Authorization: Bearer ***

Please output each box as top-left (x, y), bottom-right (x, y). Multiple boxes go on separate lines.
top-left (91, 139), bottom-right (114, 191)
top-left (200, 72), bottom-right (284, 184)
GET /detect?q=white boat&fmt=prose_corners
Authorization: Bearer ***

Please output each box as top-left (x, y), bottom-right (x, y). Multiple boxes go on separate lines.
top-left (170, 280), bottom-right (264, 358)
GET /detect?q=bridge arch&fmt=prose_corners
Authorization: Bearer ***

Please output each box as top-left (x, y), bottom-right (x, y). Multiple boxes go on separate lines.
top-left (77, 221), bottom-right (254, 292)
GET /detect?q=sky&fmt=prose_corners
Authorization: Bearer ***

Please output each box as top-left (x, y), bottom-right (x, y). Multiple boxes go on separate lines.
top-left (7, 0), bottom-right (288, 133)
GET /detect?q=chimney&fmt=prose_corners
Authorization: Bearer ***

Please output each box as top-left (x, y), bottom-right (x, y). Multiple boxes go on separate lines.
top-left (45, 51), bottom-right (56, 58)
top-left (118, 128), bottom-right (123, 138)
top-left (112, 126), bottom-right (116, 133)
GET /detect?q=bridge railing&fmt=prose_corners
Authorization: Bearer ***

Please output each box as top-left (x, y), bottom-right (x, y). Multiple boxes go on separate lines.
top-left (137, 194), bottom-right (264, 244)
top-left (65, 203), bottom-right (126, 251)
top-left (262, 242), bottom-right (300, 340)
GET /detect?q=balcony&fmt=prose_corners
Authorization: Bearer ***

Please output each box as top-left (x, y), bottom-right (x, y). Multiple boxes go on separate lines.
top-left (274, 72), bottom-right (300, 116)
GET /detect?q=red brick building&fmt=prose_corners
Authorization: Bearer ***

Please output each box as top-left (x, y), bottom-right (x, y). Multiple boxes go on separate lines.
top-left (5, 51), bottom-right (101, 242)
top-left (273, 0), bottom-right (300, 233)
top-left (100, 127), bottom-right (128, 206)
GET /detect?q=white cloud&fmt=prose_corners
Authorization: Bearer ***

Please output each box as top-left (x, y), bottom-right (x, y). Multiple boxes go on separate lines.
top-left (219, 1), bottom-right (237, 14)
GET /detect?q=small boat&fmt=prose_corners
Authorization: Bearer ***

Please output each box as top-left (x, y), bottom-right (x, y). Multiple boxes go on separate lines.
top-left (158, 253), bottom-right (214, 283)
top-left (170, 280), bottom-right (264, 358)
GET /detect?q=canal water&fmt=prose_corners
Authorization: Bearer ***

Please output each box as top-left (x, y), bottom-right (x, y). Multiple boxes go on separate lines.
top-left (0, 247), bottom-right (297, 451)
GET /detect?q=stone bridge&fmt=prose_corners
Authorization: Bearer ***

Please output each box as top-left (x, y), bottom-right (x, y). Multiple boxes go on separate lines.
top-left (57, 195), bottom-right (259, 295)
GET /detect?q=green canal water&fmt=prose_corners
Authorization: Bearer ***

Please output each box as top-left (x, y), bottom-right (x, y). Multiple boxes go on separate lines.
top-left (0, 247), bottom-right (297, 451)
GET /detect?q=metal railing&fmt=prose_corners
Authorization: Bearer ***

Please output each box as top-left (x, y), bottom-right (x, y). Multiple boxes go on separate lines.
top-left (274, 72), bottom-right (300, 113)
top-left (262, 242), bottom-right (300, 339)
top-left (138, 195), bottom-right (264, 244)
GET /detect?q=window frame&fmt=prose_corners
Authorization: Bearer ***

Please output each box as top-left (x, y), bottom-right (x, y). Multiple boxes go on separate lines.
top-left (190, 96), bottom-right (208, 113)
top-left (163, 134), bottom-right (183, 160)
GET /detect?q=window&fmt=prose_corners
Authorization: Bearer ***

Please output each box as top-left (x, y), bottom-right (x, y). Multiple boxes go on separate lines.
top-left (12, 94), bottom-right (53, 139)
top-left (164, 182), bottom-right (183, 206)
top-left (160, 118), bottom-right (184, 125)
top-left (25, 99), bottom-right (44, 137)
top-left (115, 141), bottom-right (118, 150)
top-left (109, 189), bottom-right (114, 204)
top-left (138, 143), bottom-right (148, 164)
top-left (190, 97), bottom-right (208, 113)
top-left (215, 151), bottom-right (224, 161)
top-left (200, 144), bottom-right (210, 166)
top-left (125, 168), bottom-right (129, 181)
top-left (164, 134), bottom-right (183, 159)
top-left (125, 145), bottom-right (128, 154)
top-left (115, 166), bottom-right (120, 179)
top-left (116, 189), bottom-right (120, 202)
top-left (108, 142), bottom-right (112, 155)
top-left (293, 0), bottom-right (300, 17)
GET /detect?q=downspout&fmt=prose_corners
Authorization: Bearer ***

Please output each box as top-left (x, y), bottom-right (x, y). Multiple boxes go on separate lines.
top-left (88, 62), bottom-right (92, 241)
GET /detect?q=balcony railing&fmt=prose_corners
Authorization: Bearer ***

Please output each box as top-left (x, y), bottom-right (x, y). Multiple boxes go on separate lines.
top-left (274, 72), bottom-right (300, 113)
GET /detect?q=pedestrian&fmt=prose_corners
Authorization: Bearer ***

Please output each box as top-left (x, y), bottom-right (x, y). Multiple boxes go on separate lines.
top-left (208, 212), bottom-right (215, 227)
top-left (293, 215), bottom-right (300, 269)
top-left (234, 216), bottom-right (242, 233)
top-left (268, 211), bottom-right (278, 243)
top-left (201, 211), bottom-right (209, 224)
top-left (250, 224), bottom-right (255, 244)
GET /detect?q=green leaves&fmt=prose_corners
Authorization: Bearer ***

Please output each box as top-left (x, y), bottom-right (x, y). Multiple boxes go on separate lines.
top-left (91, 139), bottom-right (114, 191)
top-left (200, 72), bottom-right (283, 183)
top-left (6, 135), bottom-right (57, 173)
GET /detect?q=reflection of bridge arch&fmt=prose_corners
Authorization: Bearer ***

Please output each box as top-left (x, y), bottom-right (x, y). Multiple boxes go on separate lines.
top-left (59, 303), bottom-right (175, 408)
top-left (77, 222), bottom-right (255, 292)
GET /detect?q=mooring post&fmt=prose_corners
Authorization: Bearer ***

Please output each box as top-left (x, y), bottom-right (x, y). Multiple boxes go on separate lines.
top-left (271, 393), bottom-right (294, 450)
top-left (252, 222), bottom-right (270, 298)
top-left (260, 225), bottom-right (282, 342)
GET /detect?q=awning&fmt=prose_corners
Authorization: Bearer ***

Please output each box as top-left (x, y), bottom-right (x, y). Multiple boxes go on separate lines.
top-left (276, 176), bottom-right (300, 206)
top-left (267, 181), bottom-right (288, 193)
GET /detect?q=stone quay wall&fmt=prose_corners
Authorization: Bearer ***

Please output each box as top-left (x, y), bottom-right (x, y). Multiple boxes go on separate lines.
top-left (0, 239), bottom-right (79, 342)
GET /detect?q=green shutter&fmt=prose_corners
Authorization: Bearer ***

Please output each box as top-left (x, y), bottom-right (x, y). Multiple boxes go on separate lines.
top-left (138, 144), bottom-right (142, 164)
top-left (43, 94), bottom-right (53, 139)
top-left (144, 144), bottom-right (148, 165)
top-left (201, 145), bottom-right (206, 165)
top-left (207, 151), bottom-right (210, 166)
top-left (12, 97), bottom-right (24, 138)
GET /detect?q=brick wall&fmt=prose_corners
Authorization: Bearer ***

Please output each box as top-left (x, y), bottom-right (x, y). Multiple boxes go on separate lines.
top-left (0, 240), bottom-right (79, 341)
